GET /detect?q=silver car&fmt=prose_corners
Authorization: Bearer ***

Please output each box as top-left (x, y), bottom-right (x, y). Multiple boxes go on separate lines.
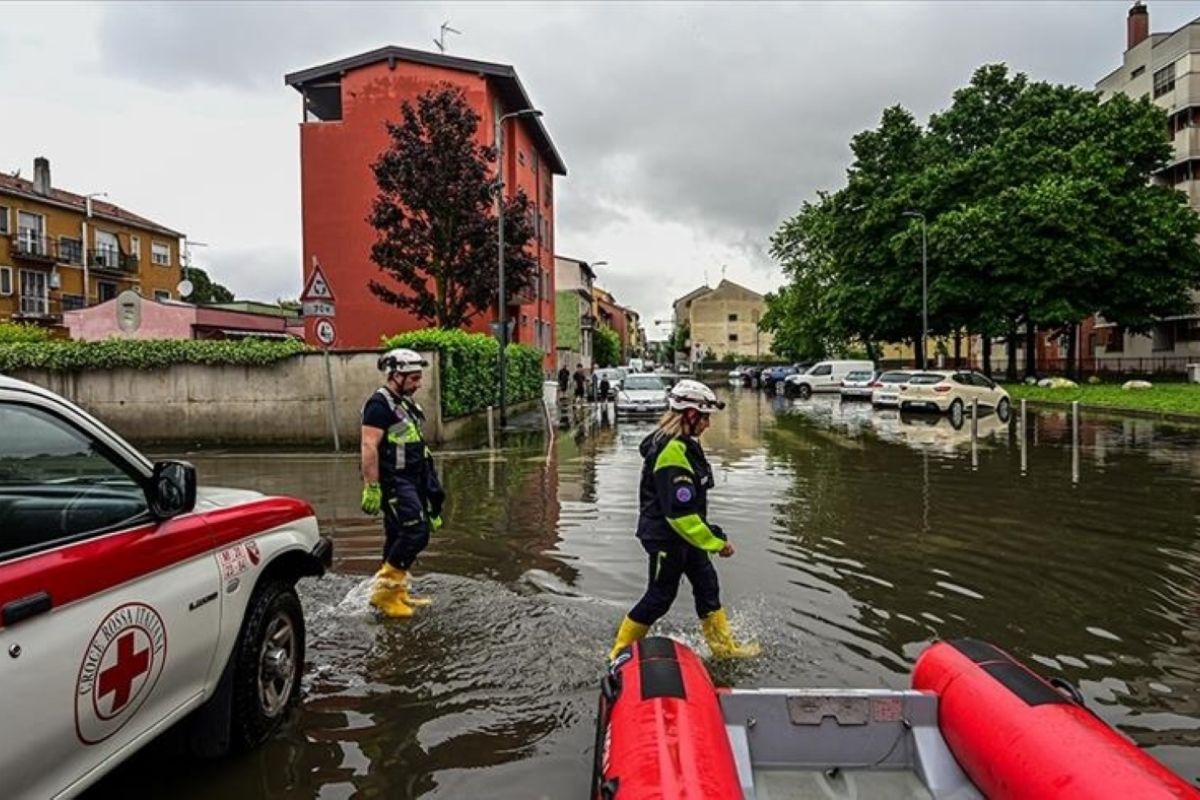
top-left (615, 374), bottom-right (669, 417)
top-left (838, 370), bottom-right (879, 400)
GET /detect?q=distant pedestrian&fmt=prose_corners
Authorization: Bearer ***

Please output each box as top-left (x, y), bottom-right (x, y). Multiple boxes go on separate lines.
top-left (573, 363), bottom-right (587, 402)
top-left (599, 376), bottom-right (612, 402)
top-left (557, 365), bottom-right (570, 395)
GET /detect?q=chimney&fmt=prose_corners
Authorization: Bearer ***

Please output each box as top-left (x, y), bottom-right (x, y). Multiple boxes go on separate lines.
top-left (1127, 2), bottom-right (1149, 50)
top-left (33, 157), bottom-right (51, 196)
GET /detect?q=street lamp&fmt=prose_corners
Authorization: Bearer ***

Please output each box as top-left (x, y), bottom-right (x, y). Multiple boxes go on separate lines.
top-left (495, 107), bottom-right (543, 430)
top-left (81, 192), bottom-right (107, 306)
top-left (902, 210), bottom-right (928, 370)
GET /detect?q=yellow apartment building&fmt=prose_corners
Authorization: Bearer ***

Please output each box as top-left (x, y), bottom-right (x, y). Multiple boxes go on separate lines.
top-left (0, 158), bottom-right (184, 330)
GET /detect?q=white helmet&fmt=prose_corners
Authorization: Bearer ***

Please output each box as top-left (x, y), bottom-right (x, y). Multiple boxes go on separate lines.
top-left (668, 379), bottom-right (725, 414)
top-left (378, 347), bottom-right (428, 377)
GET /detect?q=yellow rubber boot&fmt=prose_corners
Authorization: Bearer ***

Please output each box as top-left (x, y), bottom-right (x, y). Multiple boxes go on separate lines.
top-left (607, 616), bottom-right (650, 662)
top-left (701, 608), bottom-right (761, 659)
top-left (370, 563), bottom-right (414, 618)
top-left (398, 569), bottom-right (432, 608)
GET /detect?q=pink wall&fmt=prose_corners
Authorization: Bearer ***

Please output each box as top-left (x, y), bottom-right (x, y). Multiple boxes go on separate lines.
top-left (66, 298), bottom-right (195, 341)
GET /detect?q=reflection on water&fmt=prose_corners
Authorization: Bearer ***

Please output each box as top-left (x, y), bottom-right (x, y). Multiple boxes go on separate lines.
top-left (93, 388), bottom-right (1200, 797)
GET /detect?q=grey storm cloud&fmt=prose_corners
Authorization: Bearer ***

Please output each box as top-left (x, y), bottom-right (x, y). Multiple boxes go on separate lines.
top-left (84, 1), bottom-right (1200, 317)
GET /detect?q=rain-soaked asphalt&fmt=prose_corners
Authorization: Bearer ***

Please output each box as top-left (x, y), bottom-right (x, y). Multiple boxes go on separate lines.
top-left (92, 385), bottom-right (1200, 797)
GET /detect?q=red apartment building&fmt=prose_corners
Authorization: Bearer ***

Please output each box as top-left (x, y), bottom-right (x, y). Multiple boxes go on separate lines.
top-left (285, 48), bottom-right (566, 364)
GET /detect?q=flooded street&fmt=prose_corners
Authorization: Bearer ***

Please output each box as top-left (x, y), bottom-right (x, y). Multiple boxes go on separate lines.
top-left (93, 387), bottom-right (1200, 797)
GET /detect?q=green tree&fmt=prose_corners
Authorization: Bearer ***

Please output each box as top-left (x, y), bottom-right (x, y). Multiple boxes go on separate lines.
top-left (182, 266), bottom-right (234, 304)
top-left (594, 325), bottom-right (620, 367)
top-left (369, 84), bottom-right (538, 329)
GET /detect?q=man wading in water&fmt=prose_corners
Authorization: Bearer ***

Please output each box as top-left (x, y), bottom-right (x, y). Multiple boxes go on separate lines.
top-left (607, 379), bottom-right (760, 660)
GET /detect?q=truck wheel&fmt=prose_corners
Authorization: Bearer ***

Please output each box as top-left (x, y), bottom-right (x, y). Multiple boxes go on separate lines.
top-left (230, 580), bottom-right (305, 751)
top-left (798, 383), bottom-right (813, 400)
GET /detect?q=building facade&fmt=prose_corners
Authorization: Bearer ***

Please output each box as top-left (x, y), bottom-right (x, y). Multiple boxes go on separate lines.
top-left (1093, 3), bottom-right (1200, 368)
top-left (680, 279), bottom-right (774, 362)
top-left (0, 158), bottom-right (183, 330)
top-left (285, 47), bottom-right (566, 366)
top-left (592, 286), bottom-right (631, 364)
top-left (554, 256), bottom-right (596, 371)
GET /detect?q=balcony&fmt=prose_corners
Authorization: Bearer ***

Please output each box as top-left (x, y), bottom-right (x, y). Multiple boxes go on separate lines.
top-left (1173, 127), bottom-right (1200, 163)
top-left (9, 234), bottom-right (59, 265)
top-left (89, 247), bottom-right (139, 274)
top-left (580, 313), bottom-right (597, 330)
top-left (13, 295), bottom-right (63, 324)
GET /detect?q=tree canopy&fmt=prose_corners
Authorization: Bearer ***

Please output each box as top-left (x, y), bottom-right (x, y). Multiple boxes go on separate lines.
top-left (368, 84), bottom-right (538, 329)
top-left (764, 64), bottom-right (1200, 373)
top-left (182, 266), bottom-right (234, 304)
top-left (594, 325), bottom-right (620, 368)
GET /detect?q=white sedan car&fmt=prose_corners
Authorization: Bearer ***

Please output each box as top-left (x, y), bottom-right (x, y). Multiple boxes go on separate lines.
top-left (838, 370), bottom-right (878, 400)
top-left (0, 376), bottom-right (332, 800)
top-left (616, 374), bottom-right (670, 417)
top-left (898, 370), bottom-right (1012, 420)
top-left (870, 370), bottom-right (915, 407)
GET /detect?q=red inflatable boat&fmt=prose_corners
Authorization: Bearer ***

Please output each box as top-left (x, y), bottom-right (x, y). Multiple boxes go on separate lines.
top-left (913, 639), bottom-right (1197, 799)
top-left (594, 637), bottom-right (1198, 799)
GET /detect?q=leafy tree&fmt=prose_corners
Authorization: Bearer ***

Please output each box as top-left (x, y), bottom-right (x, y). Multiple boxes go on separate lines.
top-left (594, 325), bottom-right (620, 367)
top-left (182, 266), bottom-right (234, 304)
top-left (368, 84), bottom-right (538, 329)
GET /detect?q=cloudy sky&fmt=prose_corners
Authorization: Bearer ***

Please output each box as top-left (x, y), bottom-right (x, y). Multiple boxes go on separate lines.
top-left (4, 1), bottom-right (1196, 337)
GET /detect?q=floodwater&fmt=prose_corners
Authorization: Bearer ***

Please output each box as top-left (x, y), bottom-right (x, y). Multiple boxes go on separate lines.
top-left (92, 388), bottom-right (1200, 797)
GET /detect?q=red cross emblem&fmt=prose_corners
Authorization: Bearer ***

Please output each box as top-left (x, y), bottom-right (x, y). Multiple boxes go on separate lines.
top-left (98, 631), bottom-right (151, 714)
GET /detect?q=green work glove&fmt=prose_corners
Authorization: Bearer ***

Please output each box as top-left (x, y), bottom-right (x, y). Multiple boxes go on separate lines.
top-left (361, 483), bottom-right (382, 515)
top-left (430, 515), bottom-right (444, 531)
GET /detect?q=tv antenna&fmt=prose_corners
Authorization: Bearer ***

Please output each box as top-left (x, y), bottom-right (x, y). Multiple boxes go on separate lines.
top-left (434, 21), bottom-right (461, 53)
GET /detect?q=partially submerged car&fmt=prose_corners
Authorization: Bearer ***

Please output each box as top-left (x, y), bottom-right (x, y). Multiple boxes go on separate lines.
top-left (0, 376), bottom-right (332, 799)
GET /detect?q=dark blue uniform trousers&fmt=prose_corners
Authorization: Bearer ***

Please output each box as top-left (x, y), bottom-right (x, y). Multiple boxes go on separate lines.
top-left (382, 481), bottom-right (429, 570)
top-left (629, 538), bottom-right (721, 625)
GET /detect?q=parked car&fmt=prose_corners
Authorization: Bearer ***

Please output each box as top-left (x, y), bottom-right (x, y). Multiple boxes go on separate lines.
top-left (0, 376), bottom-right (332, 799)
top-left (760, 365), bottom-right (799, 393)
top-left (728, 367), bottom-right (745, 386)
top-left (838, 370), bottom-right (879, 400)
top-left (898, 370), bottom-right (1012, 421)
top-left (785, 360), bottom-right (876, 399)
top-left (870, 370), bottom-right (915, 407)
top-left (615, 374), bottom-right (670, 417)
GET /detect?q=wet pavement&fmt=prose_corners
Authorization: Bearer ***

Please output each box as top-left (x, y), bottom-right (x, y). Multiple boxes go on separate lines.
top-left (91, 387), bottom-right (1200, 797)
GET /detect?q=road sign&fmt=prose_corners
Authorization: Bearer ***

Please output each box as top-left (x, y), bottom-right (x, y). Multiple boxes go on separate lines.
top-left (302, 300), bottom-right (336, 318)
top-left (300, 257), bottom-right (336, 302)
top-left (489, 319), bottom-right (515, 344)
top-left (314, 317), bottom-right (336, 347)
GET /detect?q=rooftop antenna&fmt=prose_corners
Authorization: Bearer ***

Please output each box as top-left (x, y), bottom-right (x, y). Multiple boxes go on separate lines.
top-left (721, 264), bottom-right (727, 281)
top-left (433, 21), bottom-right (461, 53)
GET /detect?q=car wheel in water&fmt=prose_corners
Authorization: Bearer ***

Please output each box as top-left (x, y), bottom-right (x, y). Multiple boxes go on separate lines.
top-left (996, 397), bottom-right (1011, 422)
top-left (231, 580), bottom-right (305, 751)
top-left (948, 398), bottom-right (964, 425)
top-left (798, 383), bottom-right (812, 400)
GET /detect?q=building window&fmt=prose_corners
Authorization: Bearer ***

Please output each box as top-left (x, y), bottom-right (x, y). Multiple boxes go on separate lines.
top-left (1152, 322), bottom-right (1176, 352)
top-left (1106, 326), bottom-right (1125, 353)
top-left (0, 205), bottom-right (9, 234)
top-left (151, 242), bottom-right (170, 267)
top-left (728, 333), bottom-right (739, 342)
top-left (1131, 65), bottom-right (1145, 79)
top-left (59, 237), bottom-right (83, 265)
top-left (154, 289), bottom-right (171, 301)
top-left (19, 269), bottom-right (48, 315)
top-left (61, 293), bottom-right (85, 311)
top-left (93, 229), bottom-right (120, 268)
top-left (98, 281), bottom-right (118, 302)
top-left (130, 235), bottom-right (141, 258)
top-left (0, 266), bottom-right (11, 295)
top-left (728, 313), bottom-right (738, 322)
top-left (17, 211), bottom-right (46, 255)
top-left (1153, 62), bottom-right (1176, 99)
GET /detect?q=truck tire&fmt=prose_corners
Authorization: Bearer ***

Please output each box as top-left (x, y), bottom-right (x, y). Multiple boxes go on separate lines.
top-left (230, 580), bottom-right (305, 751)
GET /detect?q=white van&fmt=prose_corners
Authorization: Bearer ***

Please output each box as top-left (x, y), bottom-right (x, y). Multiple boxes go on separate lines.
top-left (785, 360), bottom-right (876, 399)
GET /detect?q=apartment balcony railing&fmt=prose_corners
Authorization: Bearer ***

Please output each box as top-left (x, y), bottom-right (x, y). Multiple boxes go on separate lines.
top-left (89, 247), bottom-right (139, 273)
top-left (9, 234), bottom-right (59, 264)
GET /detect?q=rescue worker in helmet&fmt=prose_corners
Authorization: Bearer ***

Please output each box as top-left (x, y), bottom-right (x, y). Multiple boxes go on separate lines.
top-left (360, 347), bottom-right (446, 617)
top-left (608, 379), bottom-right (760, 660)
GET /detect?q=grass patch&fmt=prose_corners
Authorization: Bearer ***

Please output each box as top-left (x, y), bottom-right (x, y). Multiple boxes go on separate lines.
top-left (1005, 383), bottom-right (1200, 418)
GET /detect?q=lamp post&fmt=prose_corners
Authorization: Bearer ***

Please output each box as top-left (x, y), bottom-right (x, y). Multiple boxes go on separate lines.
top-left (495, 107), bottom-right (543, 429)
top-left (81, 192), bottom-right (107, 307)
top-left (902, 210), bottom-right (928, 370)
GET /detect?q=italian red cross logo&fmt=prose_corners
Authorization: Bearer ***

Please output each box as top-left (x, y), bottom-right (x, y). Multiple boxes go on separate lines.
top-left (98, 632), bottom-right (151, 714)
top-left (75, 603), bottom-right (167, 745)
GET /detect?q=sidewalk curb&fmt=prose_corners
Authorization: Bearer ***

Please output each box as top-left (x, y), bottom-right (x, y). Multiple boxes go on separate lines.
top-left (1019, 398), bottom-right (1200, 426)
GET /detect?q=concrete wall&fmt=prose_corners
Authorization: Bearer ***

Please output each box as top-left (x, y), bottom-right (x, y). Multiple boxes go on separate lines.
top-left (11, 350), bottom-right (453, 446)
